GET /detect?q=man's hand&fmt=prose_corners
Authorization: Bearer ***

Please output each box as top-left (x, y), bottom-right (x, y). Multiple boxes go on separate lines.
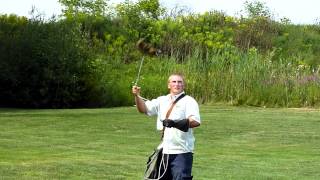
top-left (132, 86), bottom-right (141, 96)
top-left (162, 119), bottom-right (176, 128)
top-left (132, 86), bottom-right (147, 113)
top-left (162, 119), bottom-right (189, 132)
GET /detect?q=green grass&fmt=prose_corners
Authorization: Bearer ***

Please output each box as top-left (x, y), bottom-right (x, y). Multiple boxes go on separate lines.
top-left (0, 106), bottom-right (320, 179)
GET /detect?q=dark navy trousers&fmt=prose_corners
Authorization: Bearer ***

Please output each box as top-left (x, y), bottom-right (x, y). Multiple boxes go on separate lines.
top-left (160, 152), bottom-right (193, 180)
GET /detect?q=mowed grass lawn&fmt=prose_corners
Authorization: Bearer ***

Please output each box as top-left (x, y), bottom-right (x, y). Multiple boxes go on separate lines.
top-left (0, 105), bottom-right (319, 179)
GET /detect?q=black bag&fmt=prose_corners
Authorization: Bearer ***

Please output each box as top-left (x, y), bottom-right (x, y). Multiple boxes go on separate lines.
top-left (144, 146), bottom-right (167, 180)
top-left (144, 148), bottom-right (163, 179)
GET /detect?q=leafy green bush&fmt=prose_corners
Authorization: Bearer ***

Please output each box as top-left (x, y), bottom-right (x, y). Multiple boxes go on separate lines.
top-left (0, 15), bottom-right (102, 108)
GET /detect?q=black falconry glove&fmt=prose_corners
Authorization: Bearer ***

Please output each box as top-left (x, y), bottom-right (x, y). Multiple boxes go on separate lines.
top-left (162, 119), bottom-right (190, 132)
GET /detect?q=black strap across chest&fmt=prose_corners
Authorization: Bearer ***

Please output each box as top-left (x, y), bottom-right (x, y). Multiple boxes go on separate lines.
top-left (165, 93), bottom-right (186, 119)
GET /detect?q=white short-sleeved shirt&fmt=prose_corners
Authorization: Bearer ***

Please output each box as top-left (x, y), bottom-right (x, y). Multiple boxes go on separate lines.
top-left (145, 92), bottom-right (201, 154)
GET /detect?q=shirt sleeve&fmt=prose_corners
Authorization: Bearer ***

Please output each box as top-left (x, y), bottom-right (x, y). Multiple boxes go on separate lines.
top-left (185, 97), bottom-right (201, 123)
top-left (145, 96), bottom-right (164, 130)
top-left (145, 98), bottom-right (159, 116)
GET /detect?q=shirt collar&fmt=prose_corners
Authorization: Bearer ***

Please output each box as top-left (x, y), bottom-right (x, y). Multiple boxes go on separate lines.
top-left (169, 91), bottom-right (185, 102)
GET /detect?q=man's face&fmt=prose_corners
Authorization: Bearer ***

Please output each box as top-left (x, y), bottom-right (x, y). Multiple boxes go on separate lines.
top-left (168, 75), bottom-right (184, 95)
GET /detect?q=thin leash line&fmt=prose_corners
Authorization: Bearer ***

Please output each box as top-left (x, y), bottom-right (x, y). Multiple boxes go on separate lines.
top-left (135, 56), bottom-right (144, 86)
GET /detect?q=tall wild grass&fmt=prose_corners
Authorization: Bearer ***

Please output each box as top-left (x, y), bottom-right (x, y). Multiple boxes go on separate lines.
top-left (107, 46), bottom-right (320, 108)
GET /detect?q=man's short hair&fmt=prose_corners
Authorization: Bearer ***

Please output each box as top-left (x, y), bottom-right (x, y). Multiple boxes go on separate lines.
top-left (168, 73), bottom-right (185, 83)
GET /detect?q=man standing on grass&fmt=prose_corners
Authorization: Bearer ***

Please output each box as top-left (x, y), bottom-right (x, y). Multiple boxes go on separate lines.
top-left (132, 73), bottom-right (201, 180)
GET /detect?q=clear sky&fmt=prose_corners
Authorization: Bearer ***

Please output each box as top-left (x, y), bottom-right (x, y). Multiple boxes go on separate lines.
top-left (0, 0), bottom-right (319, 24)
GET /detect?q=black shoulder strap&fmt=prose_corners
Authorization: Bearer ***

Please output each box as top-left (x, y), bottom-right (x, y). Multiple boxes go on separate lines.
top-left (165, 93), bottom-right (186, 119)
top-left (174, 93), bottom-right (186, 104)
